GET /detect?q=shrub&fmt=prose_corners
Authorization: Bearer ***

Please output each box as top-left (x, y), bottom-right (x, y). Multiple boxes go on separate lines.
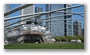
top-left (53, 36), bottom-right (84, 42)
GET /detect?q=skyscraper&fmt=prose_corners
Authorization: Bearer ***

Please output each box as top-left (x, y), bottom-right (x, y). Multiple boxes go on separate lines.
top-left (4, 4), bottom-right (10, 26)
top-left (46, 4), bottom-right (73, 36)
top-left (4, 4), bottom-right (10, 33)
top-left (73, 21), bottom-right (82, 36)
top-left (35, 7), bottom-right (43, 25)
top-left (35, 7), bottom-right (42, 13)
top-left (21, 5), bottom-right (34, 26)
top-left (21, 5), bottom-right (43, 26)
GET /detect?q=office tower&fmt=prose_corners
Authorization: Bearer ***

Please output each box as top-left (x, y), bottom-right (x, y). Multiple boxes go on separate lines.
top-left (46, 4), bottom-right (73, 36)
top-left (4, 4), bottom-right (10, 35)
top-left (21, 5), bottom-right (34, 26)
top-left (35, 7), bottom-right (42, 13)
top-left (4, 4), bottom-right (10, 26)
top-left (35, 7), bottom-right (43, 25)
top-left (73, 21), bottom-right (82, 36)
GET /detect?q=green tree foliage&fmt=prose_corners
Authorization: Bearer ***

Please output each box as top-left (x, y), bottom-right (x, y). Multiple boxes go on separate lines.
top-left (53, 36), bottom-right (84, 42)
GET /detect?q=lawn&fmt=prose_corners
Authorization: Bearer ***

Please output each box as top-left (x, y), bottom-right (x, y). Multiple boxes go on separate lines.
top-left (4, 43), bottom-right (84, 49)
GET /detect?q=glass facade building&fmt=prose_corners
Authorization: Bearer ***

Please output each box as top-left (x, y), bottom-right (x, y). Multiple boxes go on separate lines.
top-left (46, 4), bottom-right (73, 36)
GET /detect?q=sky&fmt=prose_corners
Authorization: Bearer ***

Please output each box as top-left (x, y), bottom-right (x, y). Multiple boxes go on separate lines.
top-left (72, 4), bottom-right (84, 24)
top-left (9, 4), bottom-right (21, 25)
top-left (5, 4), bottom-right (84, 27)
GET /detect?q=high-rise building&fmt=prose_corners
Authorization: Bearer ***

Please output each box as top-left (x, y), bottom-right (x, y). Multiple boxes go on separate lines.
top-left (73, 21), bottom-right (82, 36)
top-left (35, 7), bottom-right (42, 13)
top-left (46, 4), bottom-right (73, 36)
top-left (21, 5), bottom-right (43, 25)
top-left (4, 4), bottom-right (10, 36)
top-left (21, 5), bottom-right (34, 26)
top-left (4, 4), bottom-right (10, 25)
top-left (35, 7), bottom-right (43, 25)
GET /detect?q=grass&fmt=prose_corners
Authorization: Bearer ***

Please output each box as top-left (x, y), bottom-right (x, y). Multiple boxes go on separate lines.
top-left (4, 43), bottom-right (84, 49)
